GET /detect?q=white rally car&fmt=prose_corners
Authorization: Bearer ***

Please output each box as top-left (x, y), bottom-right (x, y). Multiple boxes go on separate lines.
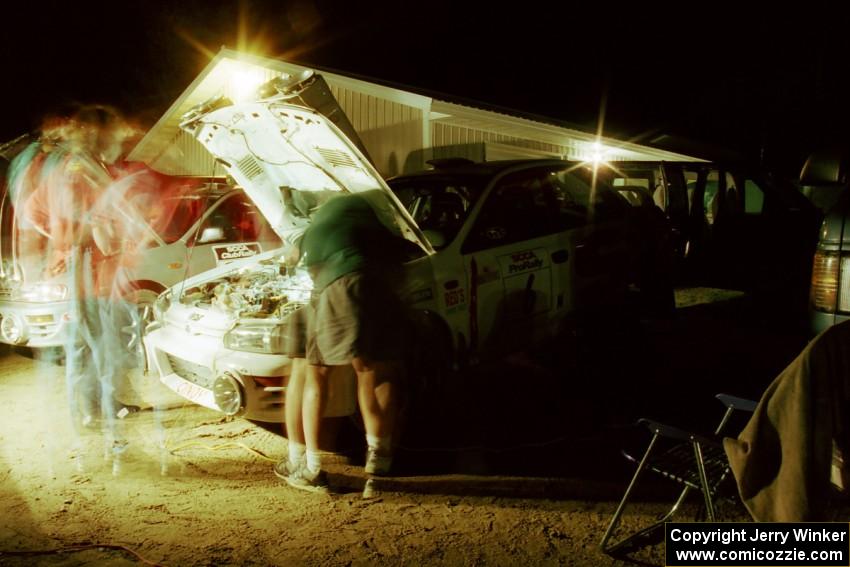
top-left (144, 73), bottom-right (649, 423)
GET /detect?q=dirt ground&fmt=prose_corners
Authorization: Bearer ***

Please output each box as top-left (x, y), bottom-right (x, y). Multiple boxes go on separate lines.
top-left (0, 288), bottom-right (805, 566)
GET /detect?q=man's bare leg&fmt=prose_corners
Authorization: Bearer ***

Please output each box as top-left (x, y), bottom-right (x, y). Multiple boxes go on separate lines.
top-left (353, 357), bottom-right (400, 474)
top-left (283, 358), bottom-right (306, 468)
top-left (302, 363), bottom-right (332, 474)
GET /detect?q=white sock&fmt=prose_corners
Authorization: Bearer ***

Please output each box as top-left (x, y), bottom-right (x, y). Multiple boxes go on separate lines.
top-left (306, 449), bottom-right (322, 474)
top-left (288, 441), bottom-right (305, 465)
top-left (366, 434), bottom-right (392, 454)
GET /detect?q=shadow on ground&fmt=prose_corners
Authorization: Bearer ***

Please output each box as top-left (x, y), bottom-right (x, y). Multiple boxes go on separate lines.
top-left (383, 289), bottom-right (809, 498)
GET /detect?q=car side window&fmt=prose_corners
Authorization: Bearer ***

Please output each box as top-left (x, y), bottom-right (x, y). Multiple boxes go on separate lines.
top-left (133, 193), bottom-right (205, 245)
top-left (743, 179), bottom-right (765, 214)
top-left (463, 169), bottom-right (560, 252)
top-left (463, 167), bottom-right (621, 253)
top-left (553, 169), bottom-right (627, 225)
top-left (194, 194), bottom-right (271, 245)
top-left (608, 169), bottom-right (657, 207)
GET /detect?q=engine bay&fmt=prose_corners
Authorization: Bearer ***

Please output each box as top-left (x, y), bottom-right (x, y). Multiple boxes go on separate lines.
top-left (178, 257), bottom-right (312, 319)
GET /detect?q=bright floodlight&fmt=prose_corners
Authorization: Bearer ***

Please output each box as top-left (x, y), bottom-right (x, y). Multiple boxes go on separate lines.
top-left (229, 67), bottom-right (266, 102)
top-left (590, 141), bottom-right (608, 165)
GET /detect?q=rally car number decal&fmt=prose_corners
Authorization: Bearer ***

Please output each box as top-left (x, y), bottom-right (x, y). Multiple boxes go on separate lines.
top-left (445, 288), bottom-right (466, 307)
top-left (444, 288), bottom-right (467, 313)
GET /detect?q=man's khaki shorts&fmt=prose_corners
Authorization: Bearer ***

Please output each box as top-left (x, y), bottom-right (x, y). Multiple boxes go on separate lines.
top-left (306, 271), bottom-right (406, 366)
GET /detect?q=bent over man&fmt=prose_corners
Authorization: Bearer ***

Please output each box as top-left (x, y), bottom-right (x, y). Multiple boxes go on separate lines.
top-left (275, 190), bottom-right (410, 492)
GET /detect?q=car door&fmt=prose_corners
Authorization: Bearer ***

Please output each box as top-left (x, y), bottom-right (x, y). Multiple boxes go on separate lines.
top-left (689, 166), bottom-right (818, 298)
top-left (683, 165), bottom-right (746, 285)
top-left (658, 163), bottom-right (691, 259)
top-left (460, 167), bottom-right (562, 354)
top-left (458, 165), bottom-right (633, 354)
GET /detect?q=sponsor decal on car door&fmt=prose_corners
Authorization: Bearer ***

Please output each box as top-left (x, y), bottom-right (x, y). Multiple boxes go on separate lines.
top-left (463, 239), bottom-right (555, 353)
top-left (212, 242), bottom-right (262, 265)
top-left (496, 248), bottom-right (552, 318)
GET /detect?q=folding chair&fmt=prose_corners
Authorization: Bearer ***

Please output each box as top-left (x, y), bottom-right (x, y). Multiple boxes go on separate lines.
top-left (599, 393), bottom-right (757, 556)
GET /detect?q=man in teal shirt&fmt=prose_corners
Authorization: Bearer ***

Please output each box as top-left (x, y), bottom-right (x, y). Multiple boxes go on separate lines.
top-left (275, 189), bottom-right (408, 492)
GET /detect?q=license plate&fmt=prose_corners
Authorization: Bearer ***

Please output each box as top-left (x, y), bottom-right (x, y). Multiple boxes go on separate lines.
top-left (162, 374), bottom-right (216, 410)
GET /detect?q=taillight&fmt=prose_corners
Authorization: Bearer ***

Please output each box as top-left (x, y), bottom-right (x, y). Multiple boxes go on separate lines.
top-left (811, 250), bottom-right (839, 312)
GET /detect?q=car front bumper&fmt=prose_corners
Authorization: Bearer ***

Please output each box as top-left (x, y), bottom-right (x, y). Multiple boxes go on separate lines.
top-left (0, 299), bottom-right (72, 347)
top-left (144, 324), bottom-right (357, 423)
top-left (145, 324), bottom-right (291, 422)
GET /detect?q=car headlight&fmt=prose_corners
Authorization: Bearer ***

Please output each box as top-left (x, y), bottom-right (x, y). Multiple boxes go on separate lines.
top-left (223, 321), bottom-right (287, 354)
top-left (0, 313), bottom-right (27, 345)
top-left (213, 372), bottom-right (245, 416)
top-left (153, 292), bottom-right (172, 323)
top-left (15, 283), bottom-right (67, 302)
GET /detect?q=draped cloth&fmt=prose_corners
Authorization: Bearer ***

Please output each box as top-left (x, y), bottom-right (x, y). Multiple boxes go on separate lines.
top-left (724, 321), bottom-right (850, 521)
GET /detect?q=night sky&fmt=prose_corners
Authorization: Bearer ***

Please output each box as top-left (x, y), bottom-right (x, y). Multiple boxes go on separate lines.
top-left (2, 1), bottom-right (848, 176)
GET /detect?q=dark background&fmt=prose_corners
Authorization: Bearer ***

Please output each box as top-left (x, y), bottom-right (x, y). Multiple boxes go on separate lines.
top-left (1, 0), bottom-right (848, 177)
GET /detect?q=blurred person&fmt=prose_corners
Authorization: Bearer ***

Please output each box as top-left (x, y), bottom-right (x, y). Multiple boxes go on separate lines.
top-left (16, 105), bottom-right (150, 445)
top-left (281, 190), bottom-right (410, 493)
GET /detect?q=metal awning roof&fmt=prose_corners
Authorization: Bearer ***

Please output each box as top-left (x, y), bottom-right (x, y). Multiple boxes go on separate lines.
top-left (128, 49), bottom-right (703, 167)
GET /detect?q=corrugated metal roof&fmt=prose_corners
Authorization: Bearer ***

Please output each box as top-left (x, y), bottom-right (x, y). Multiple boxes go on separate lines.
top-left (128, 48), bottom-right (703, 169)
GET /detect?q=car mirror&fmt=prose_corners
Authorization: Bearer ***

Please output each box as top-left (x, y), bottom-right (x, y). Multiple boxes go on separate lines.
top-left (423, 229), bottom-right (447, 249)
top-left (197, 226), bottom-right (226, 244)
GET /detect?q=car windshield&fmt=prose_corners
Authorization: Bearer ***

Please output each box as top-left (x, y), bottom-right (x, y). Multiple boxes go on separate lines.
top-left (388, 175), bottom-right (486, 245)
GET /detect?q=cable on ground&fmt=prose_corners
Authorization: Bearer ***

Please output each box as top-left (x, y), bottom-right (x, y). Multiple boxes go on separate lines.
top-left (0, 543), bottom-right (166, 566)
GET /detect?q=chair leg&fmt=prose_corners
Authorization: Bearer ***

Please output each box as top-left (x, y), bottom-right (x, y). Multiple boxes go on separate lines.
top-left (605, 485), bottom-right (693, 555)
top-left (599, 433), bottom-right (658, 553)
top-left (693, 441), bottom-right (716, 521)
top-left (713, 406), bottom-right (734, 436)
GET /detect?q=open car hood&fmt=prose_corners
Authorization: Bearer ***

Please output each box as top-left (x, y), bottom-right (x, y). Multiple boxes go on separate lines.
top-left (179, 73), bottom-right (433, 255)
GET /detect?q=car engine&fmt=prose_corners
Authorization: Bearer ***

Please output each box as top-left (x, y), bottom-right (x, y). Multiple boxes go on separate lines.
top-left (178, 258), bottom-right (312, 319)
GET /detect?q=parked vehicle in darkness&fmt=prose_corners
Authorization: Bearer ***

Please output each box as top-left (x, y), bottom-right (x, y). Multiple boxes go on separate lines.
top-left (800, 149), bottom-right (850, 334)
top-left (597, 160), bottom-right (820, 308)
top-left (144, 72), bottom-right (671, 423)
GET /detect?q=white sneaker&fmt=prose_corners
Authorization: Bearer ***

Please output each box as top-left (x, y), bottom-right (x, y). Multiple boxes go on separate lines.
top-left (364, 448), bottom-right (392, 476)
top-left (286, 464), bottom-right (330, 494)
top-left (273, 458), bottom-right (302, 481)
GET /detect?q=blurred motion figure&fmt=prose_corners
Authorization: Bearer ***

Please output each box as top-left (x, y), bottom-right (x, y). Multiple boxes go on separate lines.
top-left (9, 105), bottom-right (151, 448)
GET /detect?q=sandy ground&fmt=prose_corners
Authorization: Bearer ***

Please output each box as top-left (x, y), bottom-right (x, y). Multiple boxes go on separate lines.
top-left (0, 288), bottom-right (803, 566)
